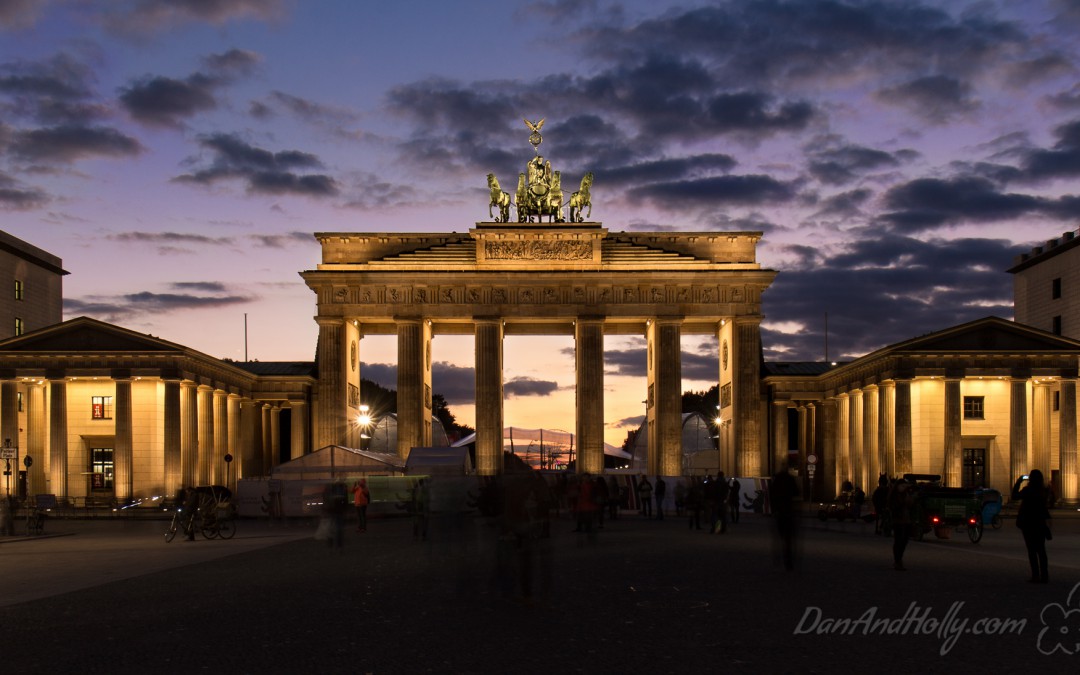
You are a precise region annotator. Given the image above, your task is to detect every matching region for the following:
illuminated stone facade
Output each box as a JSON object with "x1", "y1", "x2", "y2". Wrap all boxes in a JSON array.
[
  {"x1": 301, "y1": 222, "x2": 777, "y2": 476},
  {"x1": 764, "y1": 317, "x2": 1080, "y2": 502}
]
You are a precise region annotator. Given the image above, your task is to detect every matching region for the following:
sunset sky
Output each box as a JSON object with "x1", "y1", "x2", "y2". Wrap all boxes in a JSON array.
[{"x1": 3, "y1": 0, "x2": 1080, "y2": 446}]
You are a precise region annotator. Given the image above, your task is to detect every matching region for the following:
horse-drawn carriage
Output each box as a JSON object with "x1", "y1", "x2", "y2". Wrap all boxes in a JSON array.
[{"x1": 905, "y1": 474, "x2": 988, "y2": 544}]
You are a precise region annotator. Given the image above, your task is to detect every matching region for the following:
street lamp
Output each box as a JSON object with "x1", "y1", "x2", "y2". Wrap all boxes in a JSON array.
[{"x1": 356, "y1": 404, "x2": 373, "y2": 450}]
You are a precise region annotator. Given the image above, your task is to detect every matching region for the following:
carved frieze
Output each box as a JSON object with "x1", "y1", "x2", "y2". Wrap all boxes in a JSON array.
[
  {"x1": 484, "y1": 240, "x2": 591, "y2": 261},
  {"x1": 333, "y1": 283, "x2": 756, "y2": 306}
]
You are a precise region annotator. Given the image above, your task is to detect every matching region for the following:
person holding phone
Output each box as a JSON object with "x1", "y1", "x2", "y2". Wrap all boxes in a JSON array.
[{"x1": 1012, "y1": 470, "x2": 1051, "y2": 584}]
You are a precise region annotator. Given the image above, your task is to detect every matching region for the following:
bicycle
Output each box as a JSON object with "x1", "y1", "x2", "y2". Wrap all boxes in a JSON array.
[
  {"x1": 25, "y1": 505, "x2": 45, "y2": 536},
  {"x1": 200, "y1": 501, "x2": 236, "y2": 540},
  {"x1": 165, "y1": 506, "x2": 195, "y2": 543}
]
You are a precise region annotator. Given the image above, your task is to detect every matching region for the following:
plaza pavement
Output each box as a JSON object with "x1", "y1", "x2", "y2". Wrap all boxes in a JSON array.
[{"x1": 1, "y1": 505, "x2": 1078, "y2": 674}]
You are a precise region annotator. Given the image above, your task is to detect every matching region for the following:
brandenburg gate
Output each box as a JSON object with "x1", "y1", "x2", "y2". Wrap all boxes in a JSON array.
[{"x1": 301, "y1": 122, "x2": 777, "y2": 476}]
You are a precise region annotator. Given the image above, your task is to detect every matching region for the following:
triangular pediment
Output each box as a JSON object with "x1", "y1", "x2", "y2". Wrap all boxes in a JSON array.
[
  {"x1": 0, "y1": 317, "x2": 185, "y2": 353},
  {"x1": 889, "y1": 316, "x2": 1080, "y2": 354}
]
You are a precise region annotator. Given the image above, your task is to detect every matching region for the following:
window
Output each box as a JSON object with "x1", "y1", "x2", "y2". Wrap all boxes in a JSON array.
[
  {"x1": 91, "y1": 396, "x2": 113, "y2": 420},
  {"x1": 1053, "y1": 315, "x2": 1062, "y2": 335},
  {"x1": 17, "y1": 392, "x2": 23, "y2": 413},
  {"x1": 90, "y1": 448, "x2": 114, "y2": 491},
  {"x1": 1054, "y1": 391, "x2": 1061, "y2": 412},
  {"x1": 14, "y1": 318, "x2": 23, "y2": 336},
  {"x1": 962, "y1": 448, "x2": 986, "y2": 488},
  {"x1": 14, "y1": 279, "x2": 23, "y2": 300},
  {"x1": 1052, "y1": 277, "x2": 1062, "y2": 299},
  {"x1": 963, "y1": 396, "x2": 985, "y2": 420}
]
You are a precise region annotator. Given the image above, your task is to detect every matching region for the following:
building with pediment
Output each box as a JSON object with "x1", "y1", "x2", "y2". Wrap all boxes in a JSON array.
[{"x1": 764, "y1": 317, "x2": 1080, "y2": 502}]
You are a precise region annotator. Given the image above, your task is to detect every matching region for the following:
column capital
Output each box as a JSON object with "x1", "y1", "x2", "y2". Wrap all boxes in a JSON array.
[{"x1": 315, "y1": 316, "x2": 345, "y2": 327}]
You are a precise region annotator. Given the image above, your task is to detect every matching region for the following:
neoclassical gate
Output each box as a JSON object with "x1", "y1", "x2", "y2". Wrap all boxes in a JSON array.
[
  {"x1": 302, "y1": 221, "x2": 775, "y2": 476},
  {"x1": 301, "y1": 132, "x2": 776, "y2": 476}
]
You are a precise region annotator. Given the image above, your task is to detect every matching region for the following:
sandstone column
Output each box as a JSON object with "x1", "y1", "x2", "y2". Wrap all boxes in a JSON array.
[
  {"x1": 289, "y1": 398, "x2": 308, "y2": 460},
  {"x1": 836, "y1": 393, "x2": 849, "y2": 490},
  {"x1": 821, "y1": 398, "x2": 838, "y2": 500},
  {"x1": 48, "y1": 373, "x2": 68, "y2": 498},
  {"x1": 27, "y1": 383, "x2": 46, "y2": 495},
  {"x1": 575, "y1": 318, "x2": 605, "y2": 475},
  {"x1": 863, "y1": 385, "x2": 878, "y2": 486},
  {"x1": 732, "y1": 317, "x2": 763, "y2": 477},
  {"x1": 112, "y1": 374, "x2": 133, "y2": 502},
  {"x1": 1060, "y1": 378, "x2": 1077, "y2": 501},
  {"x1": 163, "y1": 376, "x2": 182, "y2": 497},
  {"x1": 894, "y1": 378, "x2": 913, "y2": 475},
  {"x1": 315, "y1": 317, "x2": 347, "y2": 449},
  {"x1": 1010, "y1": 375, "x2": 1029, "y2": 481},
  {"x1": 849, "y1": 391, "x2": 862, "y2": 490},
  {"x1": 397, "y1": 318, "x2": 432, "y2": 458},
  {"x1": 180, "y1": 381, "x2": 198, "y2": 489},
  {"x1": 240, "y1": 398, "x2": 258, "y2": 479},
  {"x1": 197, "y1": 385, "x2": 213, "y2": 486},
  {"x1": 943, "y1": 375, "x2": 962, "y2": 487},
  {"x1": 878, "y1": 381, "x2": 895, "y2": 478},
  {"x1": 475, "y1": 318, "x2": 504, "y2": 476},
  {"x1": 270, "y1": 405, "x2": 282, "y2": 469},
  {"x1": 1032, "y1": 381, "x2": 1052, "y2": 477},
  {"x1": 213, "y1": 389, "x2": 228, "y2": 485},
  {"x1": 647, "y1": 318, "x2": 682, "y2": 477},
  {"x1": 771, "y1": 400, "x2": 789, "y2": 474}
]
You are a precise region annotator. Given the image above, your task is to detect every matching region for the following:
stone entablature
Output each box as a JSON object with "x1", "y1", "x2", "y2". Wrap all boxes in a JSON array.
[{"x1": 313, "y1": 227, "x2": 764, "y2": 269}]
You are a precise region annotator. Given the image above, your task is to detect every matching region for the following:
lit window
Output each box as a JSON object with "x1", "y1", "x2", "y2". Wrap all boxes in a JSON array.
[
  {"x1": 14, "y1": 279, "x2": 23, "y2": 300},
  {"x1": 17, "y1": 392, "x2": 23, "y2": 413},
  {"x1": 14, "y1": 318, "x2": 24, "y2": 336},
  {"x1": 92, "y1": 396, "x2": 113, "y2": 420},
  {"x1": 963, "y1": 396, "x2": 984, "y2": 420}
]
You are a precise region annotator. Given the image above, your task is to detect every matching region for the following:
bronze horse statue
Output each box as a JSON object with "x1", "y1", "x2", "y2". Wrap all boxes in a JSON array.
[
  {"x1": 487, "y1": 173, "x2": 512, "y2": 222},
  {"x1": 569, "y1": 172, "x2": 593, "y2": 222}
]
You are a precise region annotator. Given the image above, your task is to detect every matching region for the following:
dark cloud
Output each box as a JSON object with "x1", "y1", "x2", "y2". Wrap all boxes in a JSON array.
[
  {"x1": 248, "y1": 232, "x2": 318, "y2": 248},
  {"x1": 108, "y1": 231, "x2": 234, "y2": 248},
  {"x1": 171, "y1": 281, "x2": 228, "y2": 293},
  {"x1": 1004, "y1": 54, "x2": 1074, "y2": 88},
  {"x1": 762, "y1": 235, "x2": 1021, "y2": 361},
  {"x1": 99, "y1": 0, "x2": 286, "y2": 35},
  {"x1": 201, "y1": 48, "x2": 261, "y2": 77},
  {"x1": 9, "y1": 124, "x2": 142, "y2": 162},
  {"x1": 64, "y1": 289, "x2": 254, "y2": 323},
  {"x1": 0, "y1": 0, "x2": 46, "y2": 29},
  {"x1": 118, "y1": 49, "x2": 259, "y2": 128},
  {"x1": 613, "y1": 415, "x2": 645, "y2": 430},
  {"x1": 1020, "y1": 119, "x2": 1080, "y2": 180},
  {"x1": 705, "y1": 91, "x2": 815, "y2": 134},
  {"x1": 342, "y1": 172, "x2": 419, "y2": 210},
  {"x1": 355, "y1": 361, "x2": 476, "y2": 406},
  {"x1": 505, "y1": 376, "x2": 559, "y2": 398},
  {"x1": 633, "y1": 174, "x2": 795, "y2": 209},
  {"x1": 874, "y1": 75, "x2": 978, "y2": 123},
  {"x1": 876, "y1": 175, "x2": 1076, "y2": 231},
  {"x1": 0, "y1": 52, "x2": 104, "y2": 124},
  {"x1": 812, "y1": 188, "x2": 873, "y2": 217},
  {"x1": 582, "y1": 1, "x2": 1025, "y2": 89},
  {"x1": 1045, "y1": 84, "x2": 1080, "y2": 111},
  {"x1": 605, "y1": 345, "x2": 645, "y2": 378},
  {"x1": 598, "y1": 154, "x2": 736, "y2": 188},
  {"x1": 806, "y1": 142, "x2": 910, "y2": 185},
  {"x1": 119, "y1": 74, "x2": 218, "y2": 127},
  {"x1": 432, "y1": 361, "x2": 475, "y2": 405},
  {"x1": 0, "y1": 169, "x2": 47, "y2": 208},
  {"x1": 173, "y1": 133, "x2": 338, "y2": 198}
]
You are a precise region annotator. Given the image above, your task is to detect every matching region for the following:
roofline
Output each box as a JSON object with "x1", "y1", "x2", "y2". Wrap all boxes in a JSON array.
[
  {"x1": 0, "y1": 230, "x2": 69, "y2": 276},
  {"x1": 1007, "y1": 229, "x2": 1080, "y2": 274}
]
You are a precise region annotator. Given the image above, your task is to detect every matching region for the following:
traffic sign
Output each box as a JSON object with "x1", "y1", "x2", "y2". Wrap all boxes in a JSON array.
[{"x1": 0, "y1": 447, "x2": 16, "y2": 460}]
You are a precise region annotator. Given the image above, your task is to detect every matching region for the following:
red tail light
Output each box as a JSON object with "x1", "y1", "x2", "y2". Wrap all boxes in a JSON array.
[{"x1": 931, "y1": 516, "x2": 940, "y2": 524}]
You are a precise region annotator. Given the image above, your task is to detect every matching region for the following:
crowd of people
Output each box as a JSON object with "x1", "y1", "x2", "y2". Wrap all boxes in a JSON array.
[{"x1": 297, "y1": 463, "x2": 1056, "y2": 598}]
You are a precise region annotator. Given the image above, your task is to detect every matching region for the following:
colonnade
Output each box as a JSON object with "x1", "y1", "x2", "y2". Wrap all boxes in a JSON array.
[
  {"x1": 776, "y1": 374, "x2": 1079, "y2": 501},
  {"x1": 0, "y1": 372, "x2": 308, "y2": 502},
  {"x1": 314, "y1": 314, "x2": 766, "y2": 477}
]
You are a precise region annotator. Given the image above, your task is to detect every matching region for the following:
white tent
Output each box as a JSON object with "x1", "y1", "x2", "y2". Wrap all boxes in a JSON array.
[
  {"x1": 405, "y1": 446, "x2": 473, "y2": 475},
  {"x1": 363, "y1": 413, "x2": 450, "y2": 453},
  {"x1": 627, "y1": 413, "x2": 719, "y2": 474},
  {"x1": 269, "y1": 444, "x2": 405, "y2": 480}
]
